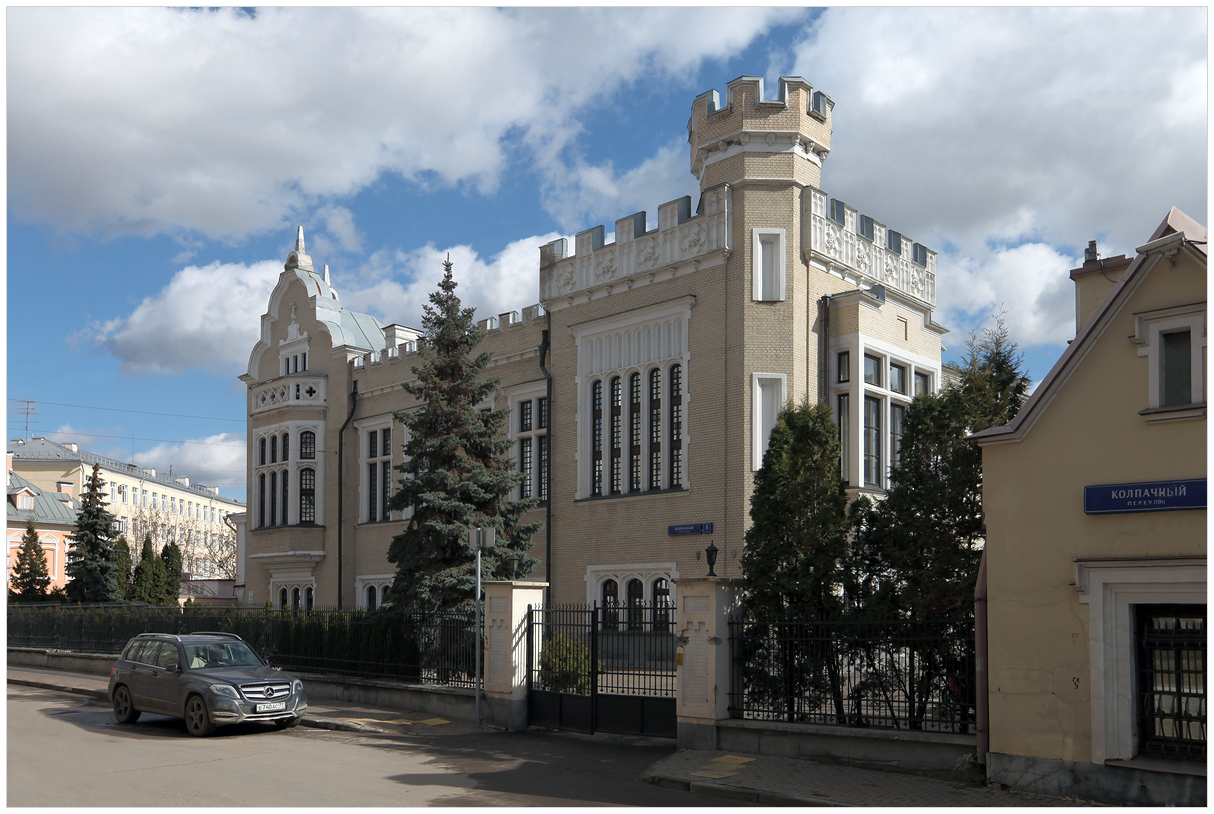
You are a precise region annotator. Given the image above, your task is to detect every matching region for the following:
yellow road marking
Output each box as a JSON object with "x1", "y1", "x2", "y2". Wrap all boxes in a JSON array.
[{"x1": 711, "y1": 755, "x2": 756, "y2": 765}]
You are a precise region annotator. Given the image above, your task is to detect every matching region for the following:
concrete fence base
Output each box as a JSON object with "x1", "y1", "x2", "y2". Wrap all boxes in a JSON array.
[{"x1": 9, "y1": 647, "x2": 115, "y2": 676}]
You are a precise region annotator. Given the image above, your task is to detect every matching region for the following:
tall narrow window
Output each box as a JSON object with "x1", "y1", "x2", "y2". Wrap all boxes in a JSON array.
[
  {"x1": 280, "y1": 588, "x2": 288, "y2": 609},
  {"x1": 838, "y1": 351, "x2": 850, "y2": 383},
  {"x1": 299, "y1": 468, "x2": 316, "y2": 523},
  {"x1": 1136, "y1": 604, "x2": 1206, "y2": 761},
  {"x1": 281, "y1": 470, "x2": 289, "y2": 525},
  {"x1": 519, "y1": 437, "x2": 533, "y2": 499},
  {"x1": 591, "y1": 381, "x2": 604, "y2": 496},
  {"x1": 890, "y1": 403, "x2": 906, "y2": 473},
  {"x1": 602, "y1": 579, "x2": 619, "y2": 630},
  {"x1": 270, "y1": 435, "x2": 278, "y2": 464},
  {"x1": 864, "y1": 355, "x2": 882, "y2": 386},
  {"x1": 609, "y1": 377, "x2": 622, "y2": 494},
  {"x1": 1162, "y1": 330, "x2": 1193, "y2": 407},
  {"x1": 300, "y1": 431, "x2": 316, "y2": 459},
  {"x1": 629, "y1": 373, "x2": 642, "y2": 492},
  {"x1": 520, "y1": 400, "x2": 533, "y2": 433},
  {"x1": 292, "y1": 587, "x2": 301, "y2": 611},
  {"x1": 538, "y1": 435, "x2": 549, "y2": 501},
  {"x1": 382, "y1": 460, "x2": 391, "y2": 518},
  {"x1": 365, "y1": 428, "x2": 391, "y2": 522},
  {"x1": 914, "y1": 372, "x2": 930, "y2": 397},
  {"x1": 864, "y1": 396, "x2": 882, "y2": 488},
  {"x1": 367, "y1": 459, "x2": 378, "y2": 522},
  {"x1": 269, "y1": 471, "x2": 278, "y2": 526},
  {"x1": 752, "y1": 229, "x2": 785, "y2": 301},
  {"x1": 760, "y1": 237, "x2": 777, "y2": 300},
  {"x1": 653, "y1": 578, "x2": 671, "y2": 632},
  {"x1": 838, "y1": 394, "x2": 850, "y2": 485},
  {"x1": 627, "y1": 578, "x2": 645, "y2": 631},
  {"x1": 282, "y1": 433, "x2": 289, "y2": 462},
  {"x1": 890, "y1": 364, "x2": 906, "y2": 395},
  {"x1": 305, "y1": 586, "x2": 313, "y2": 611},
  {"x1": 753, "y1": 375, "x2": 784, "y2": 470},
  {"x1": 366, "y1": 585, "x2": 377, "y2": 612},
  {"x1": 669, "y1": 365, "x2": 683, "y2": 488},
  {"x1": 538, "y1": 397, "x2": 548, "y2": 429},
  {"x1": 259, "y1": 438, "x2": 267, "y2": 466},
  {"x1": 648, "y1": 369, "x2": 662, "y2": 490}
]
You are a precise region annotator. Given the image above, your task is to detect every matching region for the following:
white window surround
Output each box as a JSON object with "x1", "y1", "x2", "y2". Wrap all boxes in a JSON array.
[
  {"x1": 506, "y1": 382, "x2": 548, "y2": 502},
  {"x1": 752, "y1": 228, "x2": 787, "y2": 302},
  {"x1": 751, "y1": 373, "x2": 787, "y2": 471},
  {"x1": 1133, "y1": 303, "x2": 1206, "y2": 413},
  {"x1": 354, "y1": 415, "x2": 395, "y2": 524},
  {"x1": 356, "y1": 574, "x2": 394, "y2": 609},
  {"x1": 571, "y1": 297, "x2": 694, "y2": 498},
  {"x1": 253, "y1": 420, "x2": 326, "y2": 527},
  {"x1": 1074, "y1": 557, "x2": 1207, "y2": 764},
  {"x1": 585, "y1": 562, "x2": 678, "y2": 606}
]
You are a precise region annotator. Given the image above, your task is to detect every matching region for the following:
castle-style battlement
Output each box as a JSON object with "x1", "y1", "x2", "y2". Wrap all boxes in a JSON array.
[
  {"x1": 538, "y1": 185, "x2": 732, "y2": 310},
  {"x1": 805, "y1": 187, "x2": 936, "y2": 306},
  {"x1": 689, "y1": 76, "x2": 833, "y2": 184}
]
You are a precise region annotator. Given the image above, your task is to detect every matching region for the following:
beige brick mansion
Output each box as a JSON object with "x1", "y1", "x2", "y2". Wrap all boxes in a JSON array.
[{"x1": 237, "y1": 76, "x2": 949, "y2": 610}]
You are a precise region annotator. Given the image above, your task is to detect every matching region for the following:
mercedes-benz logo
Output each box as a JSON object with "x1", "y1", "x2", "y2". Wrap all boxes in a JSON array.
[{"x1": 262, "y1": 687, "x2": 277, "y2": 699}]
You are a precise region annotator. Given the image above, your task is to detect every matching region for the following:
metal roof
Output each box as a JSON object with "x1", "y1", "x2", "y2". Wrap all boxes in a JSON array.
[{"x1": 7, "y1": 469, "x2": 80, "y2": 527}]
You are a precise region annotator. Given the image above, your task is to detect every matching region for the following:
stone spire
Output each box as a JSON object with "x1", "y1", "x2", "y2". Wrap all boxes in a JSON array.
[{"x1": 284, "y1": 226, "x2": 315, "y2": 273}]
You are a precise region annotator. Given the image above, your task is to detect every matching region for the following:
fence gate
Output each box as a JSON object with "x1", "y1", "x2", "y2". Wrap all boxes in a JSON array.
[{"x1": 526, "y1": 603, "x2": 677, "y2": 738}]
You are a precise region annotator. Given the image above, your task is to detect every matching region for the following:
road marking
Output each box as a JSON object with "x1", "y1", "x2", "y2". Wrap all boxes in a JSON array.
[
  {"x1": 712, "y1": 755, "x2": 755, "y2": 765},
  {"x1": 418, "y1": 717, "x2": 449, "y2": 726},
  {"x1": 690, "y1": 768, "x2": 739, "y2": 778}
]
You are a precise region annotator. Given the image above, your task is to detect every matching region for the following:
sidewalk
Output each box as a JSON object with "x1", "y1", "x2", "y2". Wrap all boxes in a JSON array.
[{"x1": 9, "y1": 665, "x2": 1096, "y2": 807}]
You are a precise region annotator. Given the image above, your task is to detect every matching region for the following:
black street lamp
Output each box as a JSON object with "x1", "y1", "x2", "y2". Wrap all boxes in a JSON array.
[
  {"x1": 705, "y1": 542, "x2": 718, "y2": 577},
  {"x1": 505, "y1": 552, "x2": 522, "y2": 580}
]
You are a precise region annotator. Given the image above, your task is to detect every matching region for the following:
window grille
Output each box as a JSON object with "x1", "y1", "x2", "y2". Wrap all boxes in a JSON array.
[
  {"x1": 299, "y1": 468, "x2": 315, "y2": 523},
  {"x1": 1137, "y1": 604, "x2": 1206, "y2": 761},
  {"x1": 629, "y1": 373, "x2": 642, "y2": 492},
  {"x1": 649, "y1": 369, "x2": 662, "y2": 489},
  {"x1": 300, "y1": 431, "x2": 316, "y2": 459},
  {"x1": 669, "y1": 365, "x2": 683, "y2": 488},
  {"x1": 591, "y1": 381, "x2": 603, "y2": 496},
  {"x1": 610, "y1": 377, "x2": 622, "y2": 494}
]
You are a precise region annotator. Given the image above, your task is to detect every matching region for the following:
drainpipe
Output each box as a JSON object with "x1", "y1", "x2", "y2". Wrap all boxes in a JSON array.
[
  {"x1": 975, "y1": 546, "x2": 989, "y2": 766},
  {"x1": 337, "y1": 378, "x2": 359, "y2": 609},
  {"x1": 819, "y1": 295, "x2": 831, "y2": 403},
  {"x1": 537, "y1": 329, "x2": 552, "y2": 603}
]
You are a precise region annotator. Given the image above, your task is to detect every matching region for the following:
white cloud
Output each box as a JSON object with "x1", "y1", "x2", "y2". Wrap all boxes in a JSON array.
[
  {"x1": 784, "y1": 7, "x2": 1206, "y2": 349},
  {"x1": 132, "y1": 433, "x2": 248, "y2": 496},
  {"x1": 9, "y1": 7, "x2": 800, "y2": 241},
  {"x1": 72, "y1": 260, "x2": 282, "y2": 375}
]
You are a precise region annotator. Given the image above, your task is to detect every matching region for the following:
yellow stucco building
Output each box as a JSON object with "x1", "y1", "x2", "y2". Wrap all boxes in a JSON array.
[{"x1": 974, "y1": 208, "x2": 1206, "y2": 805}]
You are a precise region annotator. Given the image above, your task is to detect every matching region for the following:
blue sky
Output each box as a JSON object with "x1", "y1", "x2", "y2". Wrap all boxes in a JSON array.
[{"x1": 7, "y1": 7, "x2": 1207, "y2": 499}]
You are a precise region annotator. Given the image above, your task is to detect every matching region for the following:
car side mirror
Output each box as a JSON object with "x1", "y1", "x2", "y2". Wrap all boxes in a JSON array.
[{"x1": 167, "y1": 664, "x2": 181, "y2": 674}]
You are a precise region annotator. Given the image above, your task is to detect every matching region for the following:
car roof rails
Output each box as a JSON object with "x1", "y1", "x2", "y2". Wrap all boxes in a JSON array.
[
  {"x1": 135, "y1": 632, "x2": 180, "y2": 640},
  {"x1": 188, "y1": 631, "x2": 244, "y2": 641}
]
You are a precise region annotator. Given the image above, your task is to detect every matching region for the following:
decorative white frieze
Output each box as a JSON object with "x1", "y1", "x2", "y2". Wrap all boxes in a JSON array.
[
  {"x1": 805, "y1": 188, "x2": 936, "y2": 307},
  {"x1": 540, "y1": 186, "x2": 731, "y2": 309},
  {"x1": 251, "y1": 376, "x2": 327, "y2": 415}
]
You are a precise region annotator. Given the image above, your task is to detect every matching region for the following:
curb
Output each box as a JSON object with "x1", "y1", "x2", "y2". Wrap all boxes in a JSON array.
[
  {"x1": 8, "y1": 677, "x2": 108, "y2": 702},
  {"x1": 646, "y1": 773, "x2": 852, "y2": 807},
  {"x1": 300, "y1": 716, "x2": 385, "y2": 733}
]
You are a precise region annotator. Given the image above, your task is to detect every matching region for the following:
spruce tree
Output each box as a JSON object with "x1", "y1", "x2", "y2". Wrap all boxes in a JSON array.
[
  {"x1": 111, "y1": 535, "x2": 133, "y2": 600},
  {"x1": 12, "y1": 519, "x2": 51, "y2": 600},
  {"x1": 160, "y1": 540, "x2": 184, "y2": 605},
  {"x1": 65, "y1": 464, "x2": 120, "y2": 603},
  {"x1": 130, "y1": 534, "x2": 167, "y2": 604},
  {"x1": 386, "y1": 258, "x2": 542, "y2": 611}
]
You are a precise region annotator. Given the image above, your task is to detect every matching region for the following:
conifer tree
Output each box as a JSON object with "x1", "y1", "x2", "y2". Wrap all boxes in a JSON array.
[
  {"x1": 111, "y1": 535, "x2": 133, "y2": 600},
  {"x1": 65, "y1": 464, "x2": 120, "y2": 603},
  {"x1": 130, "y1": 534, "x2": 167, "y2": 604},
  {"x1": 12, "y1": 519, "x2": 51, "y2": 600},
  {"x1": 160, "y1": 540, "x2": 184, "y2": 605},
  {"x1": 386, "y1": 258, "x2": 542, "y2": 611}
]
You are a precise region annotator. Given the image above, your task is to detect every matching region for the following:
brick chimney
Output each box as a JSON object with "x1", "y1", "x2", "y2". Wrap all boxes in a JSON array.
[{"x1": 56, "y1": 481, "x2": 74, "y2": 497}]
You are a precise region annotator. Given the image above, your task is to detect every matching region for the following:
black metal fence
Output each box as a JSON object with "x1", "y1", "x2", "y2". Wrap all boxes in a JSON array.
[
  {"x1": 729, "y1": 614, "x2": 975, "y2": 733},
  {"x1": 7, "y1": 604, "x2": 478, "y2": 688}
]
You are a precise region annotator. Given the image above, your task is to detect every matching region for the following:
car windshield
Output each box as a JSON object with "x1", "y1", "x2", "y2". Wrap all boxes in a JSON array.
[{"x1": 185, "y1": 641, "x2": 262, "y2": 669}]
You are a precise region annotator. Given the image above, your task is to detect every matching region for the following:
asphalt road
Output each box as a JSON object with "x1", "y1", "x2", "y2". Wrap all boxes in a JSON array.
[{"x1": 8, "y1": 685, "x2": 748, "y2": 807}]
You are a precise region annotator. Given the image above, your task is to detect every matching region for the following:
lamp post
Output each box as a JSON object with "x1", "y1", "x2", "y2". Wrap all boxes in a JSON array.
[
  {"x1": 505, "y1": 552, "x2": 522, "y2": 580},
  {"x1": 705, "y1": 542, "x2": 718, "y2": 577},
  {"x1": 470, "y1": 526, "x2": 495, "y2": 728}
]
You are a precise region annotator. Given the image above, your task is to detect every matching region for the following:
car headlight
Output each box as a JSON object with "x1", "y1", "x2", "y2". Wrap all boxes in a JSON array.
[
  {"x1": 292, "y1": 680, "x2": 303, "y2": 695},
  {"x1": 209, "y1": 684, "x2": 240, "y2": 699}
]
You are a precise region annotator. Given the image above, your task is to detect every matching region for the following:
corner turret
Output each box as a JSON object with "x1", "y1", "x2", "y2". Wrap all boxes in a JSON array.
[
  {"x1": 284, "y1": 226, "x2": 315, "y2": 273},
  {"x1": 688, "y1": 75, "x2": 833, "y2": 190}
]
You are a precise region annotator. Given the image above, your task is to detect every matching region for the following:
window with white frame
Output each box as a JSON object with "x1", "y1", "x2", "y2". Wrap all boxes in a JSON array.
[
  {"x1": 587, "y1": 563, "x2": 678, "y2": 625},
  {"x1": 1134, "y1": 304, "x2": 1206, "y2": 415},
  {"x1": 751, "y1": 373, "x2": 786, "y2": 470},
  {"x1": 511, "y1": 389, "x2": 548, "y2": 502},
  {"x1": 357, "y1": 575, "x2": 393, "y2": 610},
  {"x1": 752, "y1": 228, "x2": 786, "y2": 302},
  {"x1": 572, "y1": 297, "x2": 693, "y2": 498},
  {"x1": 359, "y1": 423, "x2": 393, "y2": 523}
]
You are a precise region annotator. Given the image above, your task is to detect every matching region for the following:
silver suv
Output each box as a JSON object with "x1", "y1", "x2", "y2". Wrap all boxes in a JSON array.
[{"x1": 108, "y1": 632, "x2": 307, "y2": 736}]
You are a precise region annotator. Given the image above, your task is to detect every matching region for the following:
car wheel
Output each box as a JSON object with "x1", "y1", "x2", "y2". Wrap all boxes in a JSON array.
[
  {"x1": 112, "y1": 685, "x2": 141, "y2": 724},
  {"x1": 184, "y1": 695, "x2": 215, "y2": 737},
  {"x1": 274, "y1": 717, "x2": 300, "y2": 729}
]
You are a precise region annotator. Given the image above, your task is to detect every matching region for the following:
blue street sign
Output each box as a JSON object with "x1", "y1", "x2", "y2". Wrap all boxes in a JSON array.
[
  {"x1": 668, "y1": 522, "x2": 714, "y2": 536},
  {"x1": 1083, "y1": 479, "x2": 1206, "y2": 515}
]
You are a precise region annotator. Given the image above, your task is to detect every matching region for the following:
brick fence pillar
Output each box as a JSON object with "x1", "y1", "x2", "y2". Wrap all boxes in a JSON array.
[
  {"x1": 482, "y1": 580, "x2": 547, "y2": 731},
  {"x1": 672, "y1": 576, "x2": 744, "y2": 749}
]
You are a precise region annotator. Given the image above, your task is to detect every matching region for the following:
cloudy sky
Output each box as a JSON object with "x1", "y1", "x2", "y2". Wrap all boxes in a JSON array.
[{"x1": 8, "y1": 7, "x2": 1207, "y2": 499}]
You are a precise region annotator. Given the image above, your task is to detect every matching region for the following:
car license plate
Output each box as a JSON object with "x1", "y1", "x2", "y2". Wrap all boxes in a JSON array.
[{"x1": 256, "y1": 702, "x2": 286, "y2": 713}]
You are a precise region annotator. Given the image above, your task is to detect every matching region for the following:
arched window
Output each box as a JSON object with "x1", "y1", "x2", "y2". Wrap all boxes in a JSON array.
[
  {"x1": 269, "y1": 471, "x2": 278, "y2": 526},
  {"x1": 609, "y1": 377, "x2": 622, "y2": 494},
  {"x1": 279, "y1": 587, "x2": 288, "y2": 609},
  {"x1": 270, "y1": 435, "x2": 278, "y2": 464},
  {"x1": 299, "y1": 468, "x2": 316, "y2": 524},
  {"x1": 292, "y1": 587, "x2": 301, "y2": 611},
  {"x1": 258, "y1": 474, "x2": 266, "y2": 528},
  {"x1": 366, "y1": 585, "x2": 377, "y2": 611},
  {"x1": 629, "y1": 373, "x2": 642, "y2": 492},
  {"x1": 591, "y1": 380, "x2": 604, "y2": 495},
  {"x1": 281, "y1": 469, "x2": 289, "y2": 525},
  {"x1": 648, "y1": 369, "x2": 662, "y2": 490},
  {"x1": 653, "y1": 578, "x2": 671, "y2": 631},
  {"x1": 602, "y1": 579, "x2": 619, "y2": 630},
  {"x1": 627, "y1": 578, "x2": 645, "y2": 631},
  {"x1": 669, "y1": 365, "x2": 683, "y2": 488},
  {"x1": 300, "y1": 430, "x2": 316, "y2": 459},
  {"x1": 259, "y1": 437, "x2": 267, "y2": 466},
  {"x1": 305, "y1": 586, "x2": 314, "y2": 611},
  {"x1": 282, "y1": 433, "x2": 290, "y2": 462}
]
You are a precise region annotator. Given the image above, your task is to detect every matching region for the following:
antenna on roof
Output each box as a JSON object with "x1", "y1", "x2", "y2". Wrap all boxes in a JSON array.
[{"x1": 9, "y1": 400, "x2": 37, "y2": 442}]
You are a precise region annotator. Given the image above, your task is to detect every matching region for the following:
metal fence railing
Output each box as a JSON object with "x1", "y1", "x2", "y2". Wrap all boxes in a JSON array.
[
  {"x1": 7, "y1": 604, "x2": 479, "y2": 688},
  {"x1": 729, "y1": 614, "x2": 975, "y2": 734},
  {"x1": 527, "y1": 603, "x2": 677, "y2": 698}
]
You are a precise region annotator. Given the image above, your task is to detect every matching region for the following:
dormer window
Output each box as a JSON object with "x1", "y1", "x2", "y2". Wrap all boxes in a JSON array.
[{"x1": 17, "y1": 494, "x2": 32, "y2": 510}]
